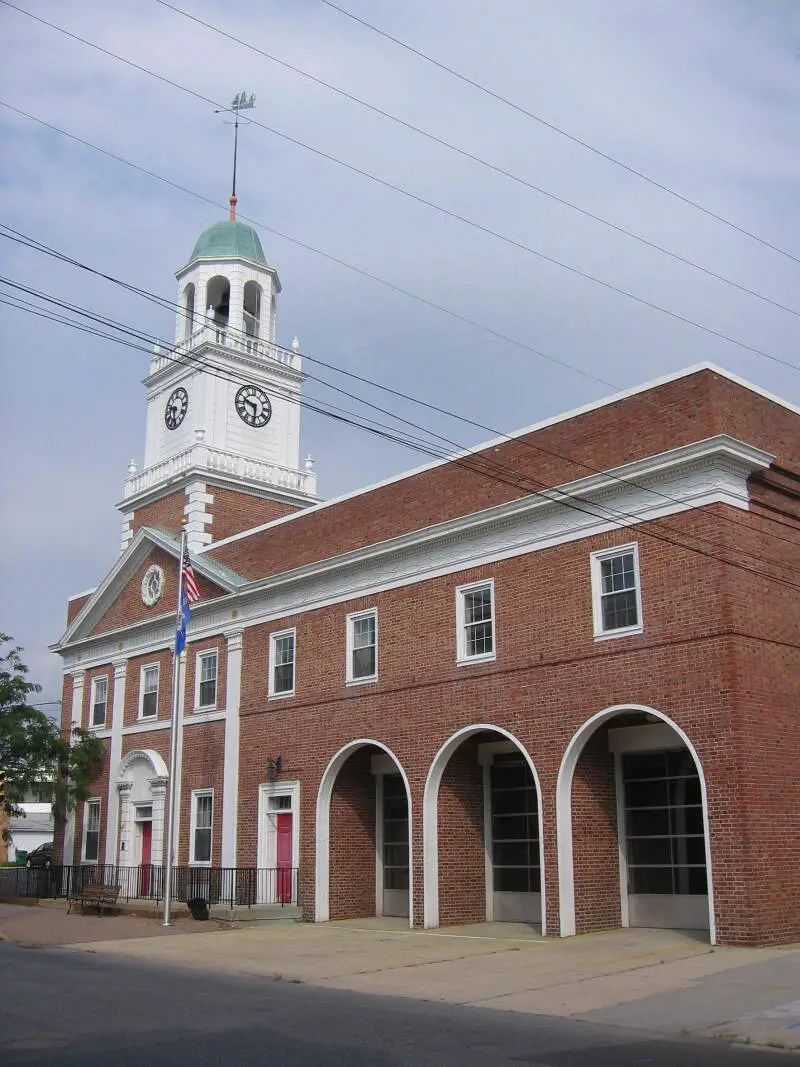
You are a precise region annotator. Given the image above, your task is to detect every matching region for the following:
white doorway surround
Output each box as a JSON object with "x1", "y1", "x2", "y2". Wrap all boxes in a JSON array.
[{"x1": 257, "y1": 780, "x2": 300, "y2": 904}]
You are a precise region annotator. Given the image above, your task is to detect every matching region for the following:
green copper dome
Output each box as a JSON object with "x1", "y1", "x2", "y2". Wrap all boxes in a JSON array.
[{"x1": 189, "y1": 219, "x2": 266, "y2": 265}]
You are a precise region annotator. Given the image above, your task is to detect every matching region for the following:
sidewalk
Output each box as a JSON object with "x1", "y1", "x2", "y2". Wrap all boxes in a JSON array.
[{"x1": 3, "y1": 902, "x2": 800, "y2": 1053}]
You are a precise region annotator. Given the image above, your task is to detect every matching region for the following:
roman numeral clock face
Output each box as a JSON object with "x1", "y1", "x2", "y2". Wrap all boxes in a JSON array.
[
  {"x1": 235, "y1": 385, "x2": 272, "y2": 428},
  {"x1": 164, "y1": 387, "x2": 188, "y2": 430}
]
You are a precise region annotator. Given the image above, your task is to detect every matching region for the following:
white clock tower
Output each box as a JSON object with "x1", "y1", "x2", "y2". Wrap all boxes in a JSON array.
[{"x1": 118, "y1": 215, "x2": 317, "y2": 552}]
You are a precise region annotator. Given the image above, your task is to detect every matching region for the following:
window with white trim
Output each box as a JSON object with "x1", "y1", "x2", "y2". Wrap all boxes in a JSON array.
[
  {"x1": 190, "y1": 790, "x2": 213, "y2": 865},
  {"x1": 346, "y1": 609, "x2": 377, "y2": 683},
  {"x1": 139, "y1": 664, "x2": 159, "y2": 719},
  {"x1": 456, "y1": 579, "x2": 495, "y2": 663},
  {"x1": 590, "y1": 544, "x2": 644, "y2": 638},
  {"x1": 82, "y1": 799, "x2": 101, "y2": 863},
  {"x1": 269, "y1": 629, "x2": 296, "y2": 698},
  {"x1": 90, "y1": 675, "x2": 108, "y2": 728},
  {"x1": 195, "y1": 650, "x2": 218, "y2": 709}
]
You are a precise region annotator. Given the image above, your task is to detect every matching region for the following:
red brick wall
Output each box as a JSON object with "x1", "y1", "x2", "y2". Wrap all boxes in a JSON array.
[
  {"x1": 571, "y1": 727, "x2": 621, "y2": 934},
  {"x1": 328, "y1": 747, "x2": 377, "y2": 920},
  {"x1": 131, "y1": 493, "x2": 186, "y2": 536},
  {"x1": 67, "y1": 593, "x2": 92, "y2": 625},
  {"x1": 123, "y1": 649, "x2": 175, "y2": 728},
  {"x1": 183, "y1": 637, "x2": 227, "y2": 714},
  {"x1": 437, "y1": 738, "x2": 486, "y2": 925},
  {"x1": 179, "y1": 720, "x2": 225, "y2": 867},
  {"x1": 208, "y1": 485, "x2": 300, "y2": 543}
]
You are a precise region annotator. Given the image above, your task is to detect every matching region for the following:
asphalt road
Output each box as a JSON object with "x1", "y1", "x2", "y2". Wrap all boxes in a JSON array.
[{"x1": 0, "y1": 942, "x2": 788, "y2": 1066}]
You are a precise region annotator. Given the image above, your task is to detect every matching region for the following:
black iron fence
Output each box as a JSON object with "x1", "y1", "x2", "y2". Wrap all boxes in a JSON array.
[{"x1": 0, "y1": 864, "x2": 299, "y2": 908}]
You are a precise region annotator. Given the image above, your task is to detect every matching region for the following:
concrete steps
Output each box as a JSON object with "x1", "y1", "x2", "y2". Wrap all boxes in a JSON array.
[{"x1": 210, "y1": 904, "x2": 303, "y2": 926}]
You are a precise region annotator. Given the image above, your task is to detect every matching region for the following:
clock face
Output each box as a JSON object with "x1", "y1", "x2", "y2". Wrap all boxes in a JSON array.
[
  {"x1": 164, "y1": 387, "x2": 188, "y2": 430},
  {"x1": 141, "y1": 565, "x2": 165, "y2": 607},
  {"x1": 235, "y1": 385, "x2": 272, "y2": 428}
]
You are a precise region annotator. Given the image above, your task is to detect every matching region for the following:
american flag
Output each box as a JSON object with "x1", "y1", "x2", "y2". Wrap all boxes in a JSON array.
[{"x1": 182, "y1": 542, "x2": 201, "y2": 603}]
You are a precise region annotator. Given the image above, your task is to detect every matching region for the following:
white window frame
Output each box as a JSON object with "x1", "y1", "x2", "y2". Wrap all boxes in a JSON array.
[
  {"x1": 90, "y1": 675, "x2": 108, "y2": 729},
  {"x1": 82, "y1": 798, "x2": 101, "y2": 863},
  {"x1": 268, "y1": 628, "x2": 296, "y2": 699},
  {"x1": 189, "y1": 789, "x2": 214, "y2": 867},
  {"x1": 138, "y1": 663, "x2": 160, "y2": 720},
  {"x1": 346, "y1": 608, "x2": 378, "y2": 685},
  {"x1": 194, "y1": 649, "x2": 218, "y2": 711},
  {"x1": 590, "y1": 542, "x2": 644, "y2": 640},
  {"x1": 456, "y1": 578, "x2": 496, "y2": 665}
]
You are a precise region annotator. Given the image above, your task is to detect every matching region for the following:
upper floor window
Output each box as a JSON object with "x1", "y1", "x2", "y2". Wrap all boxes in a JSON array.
[
  {"x1": 139, "y1": 664, "x2": 159, "y2": 719},
  {"x1": 590, "y1": 544, "x2": 644, "y2": 639},
  {"x1": 195, "y1": 650, "x2": 218, "y2": 710},
  {"x1": 243, "y1": 280, "x2": 262, "y2": 341},
  {"x1": 456, "y1": 580, "x2": 495, "y2": 664},
  {"x1": 269, "y1": 629, "x2": 296, "y2": 698},
  {"x1": 346, "y1": 609, "x2": 377, "y2": 684},
  {"x1": 90, "y1": 675, "x2": 108, "y2": 728},
  {"x1": 190, "y1": 790, "x2": 213, "y2": 866},
  {"x1": 83, "y1": 799, "x2": 101, "y2": 863}
]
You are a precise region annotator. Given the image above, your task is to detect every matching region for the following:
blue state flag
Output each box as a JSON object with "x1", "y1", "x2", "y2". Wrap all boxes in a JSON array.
[{"x1": 175, "y1": 589, "x2": 191, "y2": 654}]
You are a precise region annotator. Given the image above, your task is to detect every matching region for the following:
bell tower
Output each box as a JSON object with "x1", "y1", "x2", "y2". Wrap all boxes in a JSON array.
[{"x1": 118, "y1": 217, "x2": 317, "y2": 553}]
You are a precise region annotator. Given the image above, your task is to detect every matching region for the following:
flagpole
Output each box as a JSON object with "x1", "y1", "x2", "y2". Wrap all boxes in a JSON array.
[{"x1": 162, "y1": 524, "x2": 186, "y2": 927}]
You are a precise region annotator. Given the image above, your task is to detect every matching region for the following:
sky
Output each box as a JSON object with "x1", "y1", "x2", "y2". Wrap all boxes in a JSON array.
[{"x1": 1, "y1": 0, "x2": 799, "y2": 706}]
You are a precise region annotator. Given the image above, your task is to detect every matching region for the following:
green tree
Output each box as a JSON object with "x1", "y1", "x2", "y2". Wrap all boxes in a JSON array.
[{"x1": 0, "y1": 633, "x2": 102, "y2": 836}]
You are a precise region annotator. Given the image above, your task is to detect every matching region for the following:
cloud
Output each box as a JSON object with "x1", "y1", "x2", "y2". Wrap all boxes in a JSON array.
[{"x1": 1, "y1": 0, "x2": 799, "y2": 699}]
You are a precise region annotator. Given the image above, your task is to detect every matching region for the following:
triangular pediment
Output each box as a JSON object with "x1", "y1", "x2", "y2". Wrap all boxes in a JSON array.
[{"x1": 55, "y1": 527, "x2": 244, "y2": 648}]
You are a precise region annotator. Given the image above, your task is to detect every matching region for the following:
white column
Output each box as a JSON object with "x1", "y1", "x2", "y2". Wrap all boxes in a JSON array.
[
  {"x1": 117, "y1": 781, "x2": 132, "y2": 864},
  {"x1": 149, "y1": 776, "x2": 168, "y2": 866},
  {"x1": 221, "y1": 630, "x2": 243, "y2": 869},
  {"x1": 62, "y1": 670, "x2": 85, "y2": 865},
  {"x1": 104, "y1": 660, "x2": 127, "y2": 865}
]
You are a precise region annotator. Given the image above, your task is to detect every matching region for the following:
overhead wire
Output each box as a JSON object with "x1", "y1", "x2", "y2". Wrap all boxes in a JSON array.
[
  {"x1": 4, "y1": 219, "x2": 799, "y2": 562},
  {"x1": 153, "y1": 0, "x2": 800, "y2": 323},
  {"x1": 318, "y1": 0, "x2": 800, "y2": 268},
  {"x1": 3, "y1": 247, "x2": 799, "y2": 591},
  {"x1": 1, "y1": 2, "x2": 798, "y2": 374}
]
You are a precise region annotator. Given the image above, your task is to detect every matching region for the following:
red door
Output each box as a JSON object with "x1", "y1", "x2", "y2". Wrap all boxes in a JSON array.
[
  {"x1": 140, "y1": 821, "x2": 152, "y2": 896},
  {"x1": 276, "y1": 813, "x2": 292, "y2": 903}
]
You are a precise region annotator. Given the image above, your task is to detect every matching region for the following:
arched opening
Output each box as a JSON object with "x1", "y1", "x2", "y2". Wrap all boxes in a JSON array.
[
  {"x1": 315, "y1": 739, "x2": 412, "y2": 925},
  {"x1": 423, "y1": 725, "x2": 545, "y2": 932},
  {"x1": 183, "y1": 282, "x2": 195, "y2": 340},
  {"x1": 243, "y1": 280, "x2": 262, "y2": 345},
  {"x1": 557, "y1": 705, "x2": 715, "y2": 942},
  {"x1": 116, "y1": 749, "x2": 169, "y2": 899},
  {"x1": 206, "y1": 275, "x2": 230, "y2": 338}
]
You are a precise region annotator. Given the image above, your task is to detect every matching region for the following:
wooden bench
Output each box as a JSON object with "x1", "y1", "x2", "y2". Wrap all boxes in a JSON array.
[{"x1": 67, "y1": 883, "x2": 121, "y2": 916}]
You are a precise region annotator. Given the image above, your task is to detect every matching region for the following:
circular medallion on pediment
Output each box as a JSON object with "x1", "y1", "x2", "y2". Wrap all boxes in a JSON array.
[{"x1": 141, "y1": 564, "x2": 165, "y2": 607}]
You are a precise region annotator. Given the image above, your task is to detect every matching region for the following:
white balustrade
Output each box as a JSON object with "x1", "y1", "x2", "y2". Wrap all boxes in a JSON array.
[
  {"x1": 124, "y1": 444, "x2": 316, "y2": 499},
  {"x1": 151, "y1": 326, "x2": 301, "y2": 373}
]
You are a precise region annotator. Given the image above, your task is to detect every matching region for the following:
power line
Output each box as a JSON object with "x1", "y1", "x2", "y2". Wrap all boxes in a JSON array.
[
  {"x1": 2, "y1": 4, "x2": 798, "y2": 374},
  {"x1": 154, "y1": 0, "x2": 800, "y2": 323},
  {"x1": 318, "y1": 0, "x2": 800, "y2": 268},
  {"x1": 3, "y1": 262, "x2": 799, "y2": 592},
  {"x1": 4, "y1": 220, "x2": 798, "y2": 566}
]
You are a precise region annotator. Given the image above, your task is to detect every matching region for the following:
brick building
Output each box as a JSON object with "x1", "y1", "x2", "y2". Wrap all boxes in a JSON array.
[{"x1": 52, "y1": 215, "x2": 800, "y2": 946}]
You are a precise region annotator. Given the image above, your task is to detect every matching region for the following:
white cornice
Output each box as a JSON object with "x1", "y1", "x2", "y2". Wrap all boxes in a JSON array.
[
  {"x1": 142, "y1": 342, "x2": 304, "y2": 391},
  {"x1": 116, "y1": 467, "x2": 317, "y2": 515},
  {"x1": 52, "y1": 435, "x2": 771, "y2": 671},
  {"x1": 207, "y1": 362, "x2": 794, "y2": 553}
]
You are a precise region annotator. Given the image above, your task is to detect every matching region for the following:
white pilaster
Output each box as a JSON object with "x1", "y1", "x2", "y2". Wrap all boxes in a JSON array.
[
  {"x1": 116, "y1": 781, "x2": 132, "y2": 864},
  {"x1": 104, "y1": 660, "x2": 127, "y2": 865},
  {"x1": 183, "y1": 476, "x2": 214, "y2": 552},
  {"x1": 62, "y1": 670, "x2": 85, "y2": 865},
  {"x1": 149, "y1": 776, "x2": 168, "y2": 866},
  {"x1": 221, "y1": 630, "x2": 243, "y2": 868}
]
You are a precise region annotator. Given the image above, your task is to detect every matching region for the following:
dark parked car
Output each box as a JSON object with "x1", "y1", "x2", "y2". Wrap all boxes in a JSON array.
[{"x1": 25, "y1": 842, "x2": 54, "y2": 869}]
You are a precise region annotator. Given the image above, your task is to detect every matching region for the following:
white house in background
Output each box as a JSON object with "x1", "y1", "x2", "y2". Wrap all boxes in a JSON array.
[{"x1": 8, "y1": 783, "x2": 54, "y2": 862}]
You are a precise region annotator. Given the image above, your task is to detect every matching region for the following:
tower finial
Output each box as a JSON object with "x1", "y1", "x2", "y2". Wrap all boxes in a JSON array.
[{"x1": 216, "y1": 91, "x2": 256, "y2": 223}]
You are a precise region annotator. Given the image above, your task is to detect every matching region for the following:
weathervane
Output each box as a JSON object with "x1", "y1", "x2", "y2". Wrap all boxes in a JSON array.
[{"x1": 216, "y1": 91, "x2": 256, "y2": 221}]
